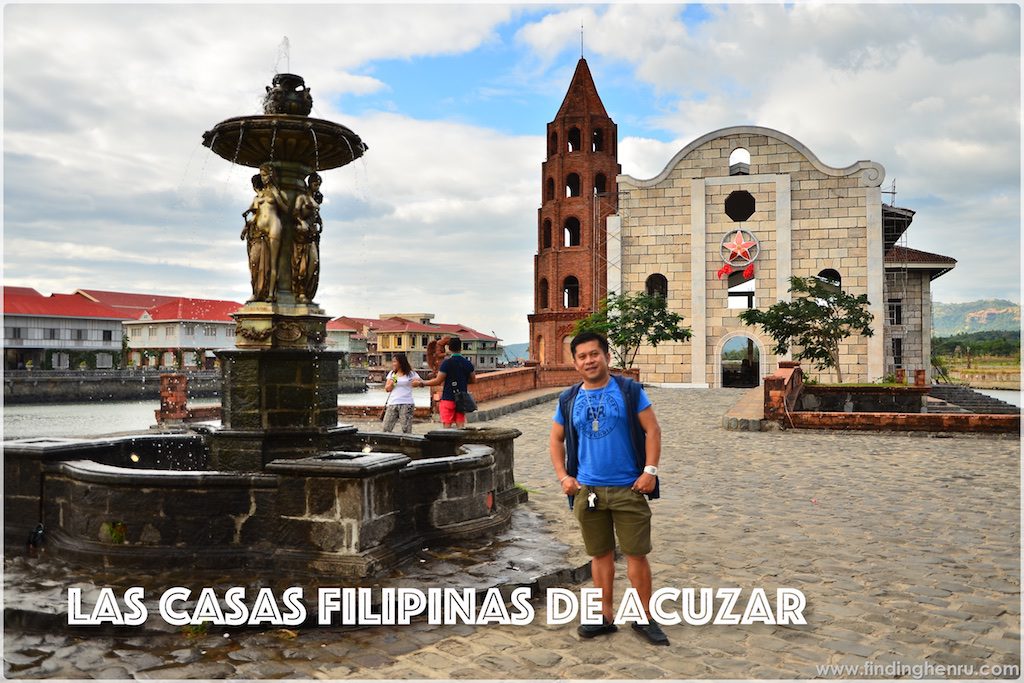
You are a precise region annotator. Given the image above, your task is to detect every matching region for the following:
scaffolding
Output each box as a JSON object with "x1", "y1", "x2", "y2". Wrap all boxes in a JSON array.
[
  {"x1": 883, "y1": 179, "x2": 910, "y2": 377},
  {"x1": 591, "y1": 188, "x2": 623, "y2": 307}
]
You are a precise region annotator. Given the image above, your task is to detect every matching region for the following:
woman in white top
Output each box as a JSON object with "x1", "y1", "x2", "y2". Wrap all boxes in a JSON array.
[{"x1": 382, "y1": 353, "x2": 421, "y2": 433}]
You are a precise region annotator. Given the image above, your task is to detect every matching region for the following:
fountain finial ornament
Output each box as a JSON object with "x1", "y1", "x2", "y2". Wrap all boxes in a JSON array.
[{"x1": 263, "y1": 73, "x2": 313, "y2": 116}]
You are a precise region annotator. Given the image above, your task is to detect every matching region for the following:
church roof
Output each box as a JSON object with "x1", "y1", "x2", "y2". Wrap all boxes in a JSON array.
[{"x1": 554, "y1": 58, "x2": 610, "y2": 120}]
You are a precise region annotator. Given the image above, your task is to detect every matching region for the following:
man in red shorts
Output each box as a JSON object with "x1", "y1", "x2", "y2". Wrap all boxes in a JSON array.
[{"x1": 414, "y1": 337, "x2": 476, "y2": 428}]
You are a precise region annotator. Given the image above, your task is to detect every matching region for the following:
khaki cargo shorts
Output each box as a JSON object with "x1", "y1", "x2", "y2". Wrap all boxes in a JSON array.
[{"x1": 573, "y1": 484, "x2": 652, "y2": 557}]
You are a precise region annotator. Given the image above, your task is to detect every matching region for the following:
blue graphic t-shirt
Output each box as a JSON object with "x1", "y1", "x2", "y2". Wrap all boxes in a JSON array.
[{"x1": 553, "y1": 380, "x2": 652, "y2": 486}]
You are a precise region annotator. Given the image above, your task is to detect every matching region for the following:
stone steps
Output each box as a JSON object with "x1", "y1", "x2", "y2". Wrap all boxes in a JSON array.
[{"x1": 928, "y1": 385, "x2": 1020, "y2": 415}]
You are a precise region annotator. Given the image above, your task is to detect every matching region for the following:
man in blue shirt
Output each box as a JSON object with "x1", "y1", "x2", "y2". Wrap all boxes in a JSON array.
[
  {"x1": 414, "y1": 337, "x2": 476, "y2": 428},
  {"x1": 549, "y1": 331, "x2": 668, "y2": 645}
]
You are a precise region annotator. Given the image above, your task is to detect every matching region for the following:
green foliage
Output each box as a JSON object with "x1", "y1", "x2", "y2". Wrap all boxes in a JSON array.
[
  {"x1": 738, "y1": 275, "x2": 873, "y2": 383},
  {"x1": 181, "y1": 622, "x2": 210, "y2": 639},
  {"x1": 99, "y1": 520, "x2": 127, "y2": 544},
  {"x1": 931, "y1": 330, "x2": 1020, "y2": 358},
  {"x1": 573, "y1": 292, "x2": 692, "y2": 368},
  {"x1": 722, "y1": 348, "x2": 760, "y2": 361}
]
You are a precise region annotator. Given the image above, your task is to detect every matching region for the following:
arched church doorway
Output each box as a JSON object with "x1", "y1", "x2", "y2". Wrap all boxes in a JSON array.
[{"x1": 721, "y1": 335, "x2": 760, "y2": 388}]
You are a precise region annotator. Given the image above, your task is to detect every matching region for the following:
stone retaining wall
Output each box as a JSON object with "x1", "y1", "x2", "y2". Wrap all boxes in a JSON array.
[
  {"x1": 790, "y1": 411, "x2": 1020, "y2": 433},
  {"x1": 763, "y1": 362, "x2": 1019, "y2": 434}
]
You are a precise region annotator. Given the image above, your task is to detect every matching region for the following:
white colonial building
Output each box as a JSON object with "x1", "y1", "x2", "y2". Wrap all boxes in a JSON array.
[
  {"x1": 3, "y1": 287, "x2": 124, "y2": 370},
  {"x1": 123, "y1": 297, "x2": 242, "y2": 369}
]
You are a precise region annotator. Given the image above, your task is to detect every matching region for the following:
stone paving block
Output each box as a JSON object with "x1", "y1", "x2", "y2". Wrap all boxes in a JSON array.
[
  {"x1": 563, "y1": 664, "x2": 614, "y2": 679},
  {"x1": 821, "y1": 639, "x2": 876, "y2": 657},
  {"x1": 408, "y1": 650, "x2": 461, "y2": 670},
  {"x1": 519, "y1": 649, "x2": 563, "y2": 667},
  {"x1": 348, "y1": 652, "x2": 396, "y2": 669}
]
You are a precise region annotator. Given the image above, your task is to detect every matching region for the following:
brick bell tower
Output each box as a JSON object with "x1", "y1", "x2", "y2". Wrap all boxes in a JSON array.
[{"x1": 528, "y1": 58, "x2": 620, "y2": 365}]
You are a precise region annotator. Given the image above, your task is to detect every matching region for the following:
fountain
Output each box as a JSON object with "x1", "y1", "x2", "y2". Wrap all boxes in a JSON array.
[
  {"x1": 200, "y1": 73, "x2": 367, "y2": 470},
  {"x1": 3, "y1": 74, "x2": 526, "y2": 579}
]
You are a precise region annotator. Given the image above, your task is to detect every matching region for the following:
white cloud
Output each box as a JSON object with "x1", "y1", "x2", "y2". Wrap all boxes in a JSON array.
[
  {"x1": 3, "y1": 4, "x2": 535, "y2": 342},
  {"x1": 3, "y1": 2, "x2": 1020, "y2": 352},
  {"x1": 517, "y1": 3, "x2": 1019, "y2": 305}
]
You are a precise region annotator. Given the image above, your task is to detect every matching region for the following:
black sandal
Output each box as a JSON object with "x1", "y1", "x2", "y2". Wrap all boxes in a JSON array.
[{"x1": 577, "y1": 618, "x2": 618, "y2": 638}]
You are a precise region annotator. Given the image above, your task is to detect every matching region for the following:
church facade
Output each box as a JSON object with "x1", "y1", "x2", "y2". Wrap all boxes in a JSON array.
[{"x1": 529, "y1": 59, "x2": 955, "y2": 387}]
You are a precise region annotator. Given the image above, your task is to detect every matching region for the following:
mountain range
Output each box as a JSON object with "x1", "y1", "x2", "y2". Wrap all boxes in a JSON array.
[{"x1": 932, "y1": 299, "x2": 1021, "y2": 337}]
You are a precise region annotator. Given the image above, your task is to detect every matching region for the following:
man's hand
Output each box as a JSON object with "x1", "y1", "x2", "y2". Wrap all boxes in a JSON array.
[
  {"x1": 560, "y1": 475, "x2": 581, "y2": 496},
  {"x1": 631, "y1": 472, "x2": 657, "y2": 494}
]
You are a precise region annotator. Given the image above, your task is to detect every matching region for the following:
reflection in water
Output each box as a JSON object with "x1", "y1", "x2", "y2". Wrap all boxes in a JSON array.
[
  {"x1": 974, "y1": 388, "x2": 1022, "y2": 408},
  {"x1": 2, "y1": 389, "x2": 431, "y2": 441}
]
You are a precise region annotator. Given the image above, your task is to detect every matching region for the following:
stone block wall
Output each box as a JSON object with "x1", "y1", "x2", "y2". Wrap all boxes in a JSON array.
[
  {"x1": 884, "y1": 270, "x2": 930, "y2": 380},
  {"x1": 6, "y1": 427, "x2": 522, "y2": 578},
  {"x1": 617, "y1": 127, "x2": 883, "y2": 386}
]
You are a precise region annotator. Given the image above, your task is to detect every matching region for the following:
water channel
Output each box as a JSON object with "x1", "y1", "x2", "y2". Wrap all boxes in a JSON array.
[{"x1": 2, "y1": 387, "x2": 431, "y2": 440}]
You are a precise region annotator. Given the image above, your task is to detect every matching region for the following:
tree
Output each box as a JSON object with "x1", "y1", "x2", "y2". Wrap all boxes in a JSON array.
[
  {"x1": 738, "y1": 275, "x2": 873, "y2": 383},
  {"x1": 573, "y1": 291, "x2": 692, "y2": 368}
]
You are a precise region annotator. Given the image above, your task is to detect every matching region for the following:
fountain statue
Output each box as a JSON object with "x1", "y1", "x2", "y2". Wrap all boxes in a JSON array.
[
  {"x1": 201, "y1": 74, "x2": 368, "y2": 470},
  {"x1": 203, "y1": 72, "x2": 366, "y2": 347}
]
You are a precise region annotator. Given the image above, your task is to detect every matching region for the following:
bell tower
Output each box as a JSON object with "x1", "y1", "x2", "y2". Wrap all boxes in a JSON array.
[{"x1": 528, "y1": 58, "x2": 620, "y2": 365}]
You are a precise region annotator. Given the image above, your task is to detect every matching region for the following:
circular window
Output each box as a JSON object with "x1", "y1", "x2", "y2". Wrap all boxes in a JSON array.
[{"x1": 725, "y1": 190, "x2": 755, "y2": 222}]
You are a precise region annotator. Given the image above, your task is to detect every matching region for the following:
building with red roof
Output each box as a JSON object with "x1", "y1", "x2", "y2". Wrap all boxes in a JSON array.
[
  {"x1": 75, "y1": 289, "x2": 177, "y2": 320},
  {"x1": 4, "y1": 286, "x2": 247, "y2": 371},
  {"x1": 123, "y1": 296, "x2": 243, "y2": 369},
  {"x1": 325, "y1": 316, "x2": 369, "y2": 367},
  {"x1": 3, "y1": 287, "x2": 126, "y2": 370},
  {"x1": 327, "y1": 313, "x2": 503, "y2": 369}
]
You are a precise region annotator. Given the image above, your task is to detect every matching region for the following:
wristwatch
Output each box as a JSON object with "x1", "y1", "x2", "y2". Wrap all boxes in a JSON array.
[{"x1": 643, "y1": 465, "x2": 658, "y2": 476}]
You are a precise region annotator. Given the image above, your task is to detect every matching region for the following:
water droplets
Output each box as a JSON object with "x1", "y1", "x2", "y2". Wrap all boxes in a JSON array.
[{"x1": 309, "y1": 127, "x2": 319, "y2": 171}]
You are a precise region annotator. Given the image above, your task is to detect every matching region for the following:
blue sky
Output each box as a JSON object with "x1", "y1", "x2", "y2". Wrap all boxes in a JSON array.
[{"x1": 3, "y1": 3, "x2": 1020, "y2": 346}]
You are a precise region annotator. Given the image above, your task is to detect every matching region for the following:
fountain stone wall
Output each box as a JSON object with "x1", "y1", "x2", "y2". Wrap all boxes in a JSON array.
[{"x1": 4, "y1": 427, "x2": 522, "y2": 579}]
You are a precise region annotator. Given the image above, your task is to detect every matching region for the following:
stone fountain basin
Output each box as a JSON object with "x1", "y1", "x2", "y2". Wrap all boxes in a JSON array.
[
  {"x1": 202, "y1": 115, "x2": 367, "y2": 170},
  {"x1": 4, "y1": 427, "x2": 524, "y2": 579}
]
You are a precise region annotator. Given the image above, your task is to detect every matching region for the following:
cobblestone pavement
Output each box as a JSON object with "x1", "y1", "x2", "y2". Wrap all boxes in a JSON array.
[{"x1": 5, "y1": 388, "x2": 1021, "y2": 679}]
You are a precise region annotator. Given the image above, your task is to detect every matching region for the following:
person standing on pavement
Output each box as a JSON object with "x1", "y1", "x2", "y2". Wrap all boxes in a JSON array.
[
  {"x1": 549, "y1": 331, "x2": 669, "y2": 645},
  {"x1": 413, "y1": 337, "x2": 476, "y2": 428},
  {"x1": 382, "y1": 353, "x2": 420, "y2": 434}
]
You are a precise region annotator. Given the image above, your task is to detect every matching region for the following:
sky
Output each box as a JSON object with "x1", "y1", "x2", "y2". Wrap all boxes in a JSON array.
[{"x1": 3, "y1": 3, "x2": 1020, "y2": 345}]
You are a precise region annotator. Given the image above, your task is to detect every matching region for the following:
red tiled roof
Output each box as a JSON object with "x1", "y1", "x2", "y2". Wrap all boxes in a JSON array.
[
  {"x1": 329, "y1": 316, "x2": 438, "y2": 334},
  {"x1": 76, "y1": 289, "x2": 178, "y2": 319},
  {"x1": 3, "y1": 288, "x2": 125, "y2": 319},
  {"x1": 328, "y1": 316, "x2": 376, "y2": 332},
  {"x1": 435, "y1": 323, "x2": 499, "y2": 342},
  {"x1": 326, "y1": 318, "x2": 359, "y2": 332},
  {"x1": 139, "y1": 297, "x2": 243, "y2": 323},
  {"x1": 329, "y1": 315, "x2": 498, "y2": 340},
  {"x1": 884, "y1": 246, "x2": 957, "y2": 265},
  {"x1": 4, "y1": 286, "x2": 42, "y2": 298}
]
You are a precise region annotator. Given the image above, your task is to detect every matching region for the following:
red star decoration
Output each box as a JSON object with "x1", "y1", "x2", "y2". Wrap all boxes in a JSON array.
[{"x1": 723, "y1": 230, "x2": 756, "y2": 262}]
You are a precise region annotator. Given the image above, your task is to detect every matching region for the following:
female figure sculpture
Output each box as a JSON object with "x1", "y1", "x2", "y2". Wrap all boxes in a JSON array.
[
  {"x1": 291, "y1": 172, "x2": 323, "y2": 303},
  {"x1": 242, "y1": 163, "x2": 288, "y2": 301},
  {"x1": 240, "y1": 174, "x2": 272, "y2": 301}
]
